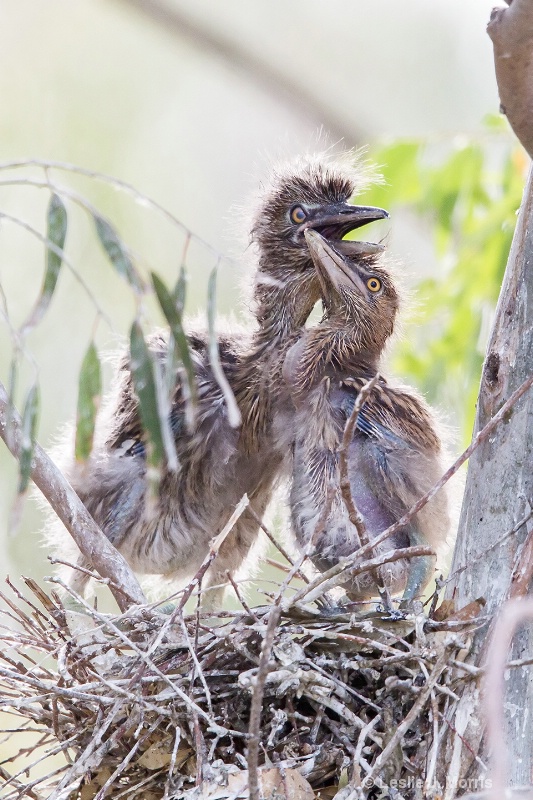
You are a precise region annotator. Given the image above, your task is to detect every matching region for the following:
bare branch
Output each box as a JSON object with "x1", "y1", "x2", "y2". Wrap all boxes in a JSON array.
[
  {"x1": 338, "y1": 373, "x2": 391, "y2": 605},
  {"x1": 247, "y1": 606, "x2": 281, "y2": 800},
  {"x1": 484, "y1": 598, "x2": 533, "y2": 800},
  {"x1": 109, "y1": 0, "x2": 363, "y2": 146},
  {"x1": 0, "y1": 379, "x2": 146, "y2": 611},
  {"x1": 488, "y1": 0, "x2": 533, "y2": 158}
]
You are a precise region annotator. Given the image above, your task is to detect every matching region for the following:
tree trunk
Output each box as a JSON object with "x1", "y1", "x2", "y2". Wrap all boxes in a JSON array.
[{"x1": 445, "y1": 164, "x2": 533, "y2": 788}]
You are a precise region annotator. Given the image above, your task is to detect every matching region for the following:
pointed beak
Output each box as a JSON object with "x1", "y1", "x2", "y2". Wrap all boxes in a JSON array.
[
  {"x1": 302, "y1": 203, "x2": 388, "y2": 256},
  {"x1": 304, "y1": 229, "x2": 367, "y2": 304}
]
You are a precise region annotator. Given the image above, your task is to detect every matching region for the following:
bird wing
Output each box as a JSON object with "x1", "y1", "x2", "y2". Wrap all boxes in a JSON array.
[{"x1": 340, "y1": 377, "x2": 440, "y2": 453}]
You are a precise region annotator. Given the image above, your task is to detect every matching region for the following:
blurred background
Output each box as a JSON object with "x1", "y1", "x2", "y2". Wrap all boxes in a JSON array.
[{"x1": 0, "y1": 0, "x2": 523, "y2": 591}]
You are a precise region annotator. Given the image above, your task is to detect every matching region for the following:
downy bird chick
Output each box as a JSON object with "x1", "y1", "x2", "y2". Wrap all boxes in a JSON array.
[
  {"x1": 49, "y1": 158, "x2": 388, "y2": 606},
  {"x1": 283, "y1": 229, "x2": 450, "y2": 604}
]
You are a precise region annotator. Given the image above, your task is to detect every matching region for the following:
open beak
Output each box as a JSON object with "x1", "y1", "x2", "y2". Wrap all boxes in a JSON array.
[
  {"x1": 302, "y1": 203, "x2": 388, "y2": 257},
  {"x1": 304, "y1": 229, "x2": 368, "y2": 304}
]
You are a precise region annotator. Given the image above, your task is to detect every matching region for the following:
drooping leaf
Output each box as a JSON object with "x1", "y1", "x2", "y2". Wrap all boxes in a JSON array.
[
  {"x1": 20, "y1": 193, "x2": 67, "y2": 334},
  {"x1": 207, "y1": 266, "x2": 241, "y2": 428},
  {"x1": 129, "y1": 321, "x2": 165, "y2": 467},
  {"x1": 94, "y1": 215, "x2": 145, "y2": 293},
  {"x1": 173, "y1": 265, "x2": 187, "y2": 316},
  {"x1": 75, "y1": 342, "x2": 102, "y2": 462},
  {"x1": 18, "y1": 383, "x2": 39, "y2": 494},
  {"x1": 152, "y1": 272, "x2": 197, "y2": 430}
]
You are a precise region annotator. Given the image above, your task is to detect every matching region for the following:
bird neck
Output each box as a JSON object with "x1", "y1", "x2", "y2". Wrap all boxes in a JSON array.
[
  {"x1": 235, "y1": 278, "x2": 316, "y2": 449},
  {"x1": 287, "y1": 323, "x2": 381, "y2": 399}
]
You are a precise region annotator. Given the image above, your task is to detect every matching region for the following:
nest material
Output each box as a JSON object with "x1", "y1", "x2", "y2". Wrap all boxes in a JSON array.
[{"x1": 0, "y1": 576, "x2": 483, "y2": 800}]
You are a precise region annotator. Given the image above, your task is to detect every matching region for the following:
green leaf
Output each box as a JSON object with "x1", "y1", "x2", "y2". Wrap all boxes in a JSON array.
[
  {"x1": 75, "y1": 342, "x2": 102, "y2": 462},
  {"x1": 129, "y1": 321, "x2": 165, "y2": 466},
  {"x1": 173, "y1": 265, "x2": 187, "y2": 316},
  {"x1": 18, "y1": 384, "x2": 39, "y2": 494},
  {"x1": 207, "y1": 266, "x2": 241, "y2": 428},
  {"x1": 94, "y1": 215, "x2": 145, "y2": 293},
  {"x1": 20, "y1": 193, "x2": 67, "y2": 334},
  {"x1": 152, "y1": 272, "x2": 197, "y2": 429}
]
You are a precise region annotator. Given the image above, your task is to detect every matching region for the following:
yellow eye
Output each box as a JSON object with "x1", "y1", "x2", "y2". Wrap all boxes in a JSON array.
[
  {"x1": 367, "y1": 277, "x2": 381, "y2": 292},
  {"x1": 290, "y1": 205, "x2": 307, "y2": 224}
]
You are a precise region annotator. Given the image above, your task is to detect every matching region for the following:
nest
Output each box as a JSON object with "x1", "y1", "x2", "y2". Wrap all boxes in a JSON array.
[{"x1": 0, "y1": 565, "x2": 485, "y2": 800}]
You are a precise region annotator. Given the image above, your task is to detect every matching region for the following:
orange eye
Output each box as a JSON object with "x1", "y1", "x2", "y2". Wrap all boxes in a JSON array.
[
  {"x1": 367, "y1": 277, "x2": 381, "y2": 292},
  {"x1": 290, "y1": 205, "x2": 307, "y2": 224}
]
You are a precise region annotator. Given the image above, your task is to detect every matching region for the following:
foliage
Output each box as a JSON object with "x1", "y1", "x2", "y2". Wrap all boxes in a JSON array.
[{"x1": 360, "y1": 118, "x2": 527, "y2": 442}]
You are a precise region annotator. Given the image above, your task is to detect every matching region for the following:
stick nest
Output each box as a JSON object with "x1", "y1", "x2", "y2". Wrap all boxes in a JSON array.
[{"x1": 0, "y1": 577, "x2": 483, "y2": 800}]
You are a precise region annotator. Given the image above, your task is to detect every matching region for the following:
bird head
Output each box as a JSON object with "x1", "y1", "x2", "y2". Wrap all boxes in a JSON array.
[
  {"x1": 305, "y1": 228, "x2": 399, "y2": 354},
  {"x1": 250, "y1": 158, "x2": 388, "y2": 329}
]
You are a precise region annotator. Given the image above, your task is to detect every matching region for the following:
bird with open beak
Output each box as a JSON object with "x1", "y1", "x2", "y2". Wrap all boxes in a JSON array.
[
  {"x1": 283, "y1": 229, "x2": 450, "y2": 605},
  {"x1": 47, "y1": 156, "x2": 388, "y2": 608}
]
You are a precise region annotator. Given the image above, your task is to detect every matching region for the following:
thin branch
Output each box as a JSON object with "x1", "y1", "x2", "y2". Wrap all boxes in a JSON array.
[
  {"x1": 286, "y1": 544, "x2": 434, "y2": 608},
  {"x1": 247, "y1": 606, "x2": 281, "y2": 800},
  {"x1": 0, "y1": 161, "x2": 231, "y2": 266},
  {"x1": 273, "y1": 486, "x2": 334, "y2": 604},
  {"x1": 338, "y1": 373, "x2": 391, "y2": 606},
  {"x1": 484, "y1": 598, "x2": 533, "y2": 800},
  {"x1": 366, "y1": 650, "x2": 448, "y2": 782},
  {"x1": 508, "y1": 519, "x2": 533, "y2": 599},
  {"x1": 109, "y1": 0, "x2": 362, "y2": 146},
  {"x1": 328, "y1": 368, "x2": 533, "y2": 579},
  {"x1": 0, "y1": 379, "x2": 146, "y2": 611},
  {"x1": 246, "y1": 505, "x2": 311, "y2": 585}
]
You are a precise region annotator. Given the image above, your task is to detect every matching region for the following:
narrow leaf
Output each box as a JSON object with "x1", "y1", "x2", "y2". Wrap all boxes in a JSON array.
[
  {"x1": 18, "y1": 384, "x2": 39, "y2": 494},
  {"x1": 75, "y1": 342, "x2": 102, "y2": 462},
  {"x1": 20, "y1": 193, "x2": 67, "y2": 333},
  {"x1": 173, "y1": 265, "x2": 187, "y2": 315},
  {"x1": 207, "y1": 266, "x2": 241, "y2": 428},
  {"x1": 94, "y1": 215, "x2": 145, "y2": 293},
  {"x1": 129, "y1": 321, "x2": 165, "y2": 467},
  {"x1": 152, "y1": 272, "x2": 197, "y2": 430}
]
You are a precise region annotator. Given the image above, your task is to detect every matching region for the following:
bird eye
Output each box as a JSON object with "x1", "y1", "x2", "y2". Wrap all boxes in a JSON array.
[
  {"x1": 367, "y1": 277, "x2": 381, "y2": 292},
  {"x1": 290, "y1": 205, "x2": 307, "y2": 224}
]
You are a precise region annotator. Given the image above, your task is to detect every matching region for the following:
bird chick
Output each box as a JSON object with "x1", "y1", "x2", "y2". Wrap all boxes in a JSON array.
[
  {"x1": 47, "y1": 158, "x2": 388, "y2": 608},
  {"x1": 283, "y1": 229, "x2": 450, "y2": 605}
]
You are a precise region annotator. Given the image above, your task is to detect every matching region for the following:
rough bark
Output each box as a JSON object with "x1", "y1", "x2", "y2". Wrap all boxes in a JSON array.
[
  {"x1": 0, "y1": 380, "x2": 146, "y2": 611},
  {"x1": 488, "y1": 0, "x2": 533, "y2": 159},
  {"x1": 445, "y1": 165, "x2": 533, "y2": 787}
]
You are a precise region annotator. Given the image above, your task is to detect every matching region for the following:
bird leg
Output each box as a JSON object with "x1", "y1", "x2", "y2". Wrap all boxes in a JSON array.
[{"x1": 399, "y1": 524, "x2": 435, "y2": 609}]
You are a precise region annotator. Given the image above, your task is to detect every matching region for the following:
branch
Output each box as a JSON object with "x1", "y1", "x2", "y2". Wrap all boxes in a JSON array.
[
  {"x1": 338, "y1": 374, "x2": 391, "y2": 605},
  {"x1": 0, "y1": 380, "x2": 146, "y2": 611},
  {"x1": 484, "y1": 598, "x2": 533, "y2": 800},
  {"x1": 110, "y1": 0, "x2": 363, "y2": 146},
  {"x1": 488, "y1": 0, "x2": 533, "y2": 157},
  {"x1": 247, "y1": 606, "x2": 281, "y2": 800}
]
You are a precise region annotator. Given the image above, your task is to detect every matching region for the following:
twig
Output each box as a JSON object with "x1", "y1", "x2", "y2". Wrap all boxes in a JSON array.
[
  {"x1": 227, "y1": 571, "x2": 259, "y2": 622},
  {"x1": 338, "y1": 373, "x2": 379, "y2": 543},
  {"x1": 50, "y1": 579, "x2": 232, "y2": 738},
  {"x1": 445, "y1": 505, "x2": 533, "y2": 586},
  {"x1": 286, "y1": 544, "x2": 434, "y2": 608},
  {"x1": 320, "y1": 369, "x2": 533, "y2": 583},
  {"x1": 107, "y1": 0, "x2": 362, "y2": 146},
  {"x1": 247, "y1": 505, "x2": 310, "y2": 585},
  {"x1": 366, "y1": 650, "x2": 448, "y2": 782},
  {"x1": 247, "y1": 606, "x2": 281, "y2": 800},
  {"x1": 508, "y1": 519, "x2": 533, "y2": 598},
  {"x1": 0, "y1": 380, "x2": 146, "y2": 611},
  {"x1": 274, "y1": 486, "x2": 334, "y2": 604},
  {"x1": 338, "y1": 373, "x2": 391, "y2": 607},
  {"x1": 484, "y1": 598, "x2": 533, "y2": 800}
]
